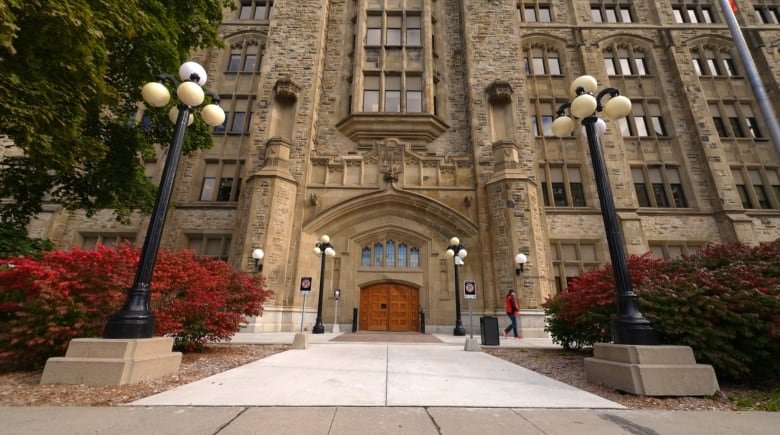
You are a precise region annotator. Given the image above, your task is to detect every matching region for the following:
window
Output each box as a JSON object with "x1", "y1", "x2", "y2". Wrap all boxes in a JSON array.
[
  {"x1": 81, "y1": 234, "x2": 136, "y2": 249},
  {"x1": 531, "y1": 101, "x2": 556, "y2": 136},
  {"x1": 692, "y1": 48, "x2": 738, "y2": 77},
  {"x1": 710, "y1": 102, "x2": 763, "y2": 138},
  {"x1": 364, "y1": 13, "x2": 422, "y2": 47},
  {"x1": 187, "y1": 235, "x2": 231, "y2": 261},
  {"x1": 523, "y1": 46, "x2": 561, "y2": 76},
  {"x1": 214, "y1": 97, "x2": 253, "y2": 135},
  {"x1": 360, "y1": 239, "x2": 421, "y2": 269},
  {"x1": 226, "y1": 41, "x2": 263, "y2": 74},
  {"x1": 633, "y1": 166, "x2": 688, "y2": 208},
  {"x1": 649, "y1": 242, "x2": 703, "y2": 260},
  {"x1": 604, "y1": 47, "x2": 648, "y2": 76},
  {"x1": 239, "y1": 1, "x2": 273, "y2": 20},
  {"x1": 540, "y1": 165, "x2": 587, "y2": 207},
  {"x1": 755, "y1": 5, "x2": 780, "y2": 24},
  {"x1": 518, "y1": 3, "x2": 552, "y2": 22},
  {"x1": 362, "y1": 73, "x2": 423, "y2": 113},
  {"x1": 199, "y1": 161, "x2": 244, "y2": 202},
  {"x1": 672, "y1": 4, "x2": 715, "y2": 23},
  {"x1": 551, "y1": 241, "x2": 600, "y2": 292},
  {"x1": 732, "y1": 168, "x2": 780, "y2": 209},
  {"x1": 591, "y1": 4, "x2": 633, "y2": 23},
  {"x1": 406, "y1": 16, "x2": 421, "y2": 46},
  {"x1": 620, "y1": 102, "x2": 667, "y2": 138}
]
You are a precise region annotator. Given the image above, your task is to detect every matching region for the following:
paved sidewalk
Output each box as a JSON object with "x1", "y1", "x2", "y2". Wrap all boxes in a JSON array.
[{"x1": 1, "y1": 407, "x2": 778, "y2": 434}]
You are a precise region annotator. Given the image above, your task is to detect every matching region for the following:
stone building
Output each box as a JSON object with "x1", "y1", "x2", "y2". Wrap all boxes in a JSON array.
[{"x1": 27, "y1": 1, "x2": 780, "y2": 335}]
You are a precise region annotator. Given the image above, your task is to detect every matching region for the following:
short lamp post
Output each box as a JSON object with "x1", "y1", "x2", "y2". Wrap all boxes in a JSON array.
[
  {"x1": 445, "y1": 237, "x2": 467, "y2": 336},
  {"x1": 551, "y1": 75, "x2": 658, "y2": 345},
  {"x1": 103, "y1": 62, "x2": 225, "y2": 339},
  {"x1": 251, "y1": 248, "x2": 265, "y2": 273},
  {"x1": 312, "y1": 235, "x2": 336, "y2": 334},
  {"x1": 332, "y1": 288, "x2": 341, "y2": 333}
]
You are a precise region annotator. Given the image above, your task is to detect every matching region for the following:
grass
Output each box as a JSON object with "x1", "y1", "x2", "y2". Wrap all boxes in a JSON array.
[{"x1": 728, "y1": 386, "x2": 780, "y2": 411}]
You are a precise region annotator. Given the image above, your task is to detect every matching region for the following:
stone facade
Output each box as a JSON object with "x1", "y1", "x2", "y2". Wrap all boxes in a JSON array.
[{"x1": 24, "y1": 1, "x2": 780, "y2": 334}]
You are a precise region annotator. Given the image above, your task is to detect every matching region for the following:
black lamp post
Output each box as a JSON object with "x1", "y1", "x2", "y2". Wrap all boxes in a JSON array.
[
  {"x1": 103, "y1": 62, "x2": 225, "y2": 339},
  {"x1": 551, "y1": 75, "x2": 658, "y2": 345},
  {"x1": 312, "y1": 234, "x2": 335, "y2": 334},
  {"x1": 446, "y1": 236, "x2": 467, "y2": 336}
]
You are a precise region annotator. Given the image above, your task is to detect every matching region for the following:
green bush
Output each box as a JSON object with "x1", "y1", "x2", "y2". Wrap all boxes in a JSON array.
[{"x1": 543, "y1": 240, "x2": 780, "y2": 381}]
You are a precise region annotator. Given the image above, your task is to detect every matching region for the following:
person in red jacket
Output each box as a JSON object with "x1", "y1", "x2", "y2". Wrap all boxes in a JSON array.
[{"x1": 503, "y1": 289, "x2": 521, "y2": 339}]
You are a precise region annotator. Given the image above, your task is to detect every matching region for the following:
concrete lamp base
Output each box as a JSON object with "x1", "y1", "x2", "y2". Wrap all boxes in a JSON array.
[
  {"x1": 40, "y1": 337, "x2": 181, "y2": 386},
  {"x1": 292, "y1": 332, "x2": 310, "y2": 349},
  {"x1": 464, "y1": 338, "x2": 482, "y2": 352},
  {"x1": 584, "y1": 343, "x2": 719, "y2": 396}
]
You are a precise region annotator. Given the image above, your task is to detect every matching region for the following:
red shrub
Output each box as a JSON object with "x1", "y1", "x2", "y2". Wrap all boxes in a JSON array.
[{"x1": 0, "y1": 244, "x2": 271, "y2": 369}]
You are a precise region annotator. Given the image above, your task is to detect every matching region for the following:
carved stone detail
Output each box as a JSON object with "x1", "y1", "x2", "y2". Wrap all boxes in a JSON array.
[
  {"x1": 274, "y1": 77, "x2": 301, "y2": 102},
  {"x1": 487, "y1": 80, "x2": 513, "y2": 103}
]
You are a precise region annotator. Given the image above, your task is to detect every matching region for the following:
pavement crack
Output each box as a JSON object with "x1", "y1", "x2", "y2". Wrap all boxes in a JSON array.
[
  {"x1": 424, "y1": 407, "x2": 443, "y2": 434},
  {"x1": 213, "y1": 407, "x2": 249, "y2": 434}
]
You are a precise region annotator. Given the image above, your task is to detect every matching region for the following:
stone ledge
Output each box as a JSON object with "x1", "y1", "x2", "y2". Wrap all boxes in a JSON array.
[
  {"x1": 584, "y1": 344, "x2": 719, "y2": 396},
  {"x1": 40, "y1": 337, "x2": 182, "y2": 386}
]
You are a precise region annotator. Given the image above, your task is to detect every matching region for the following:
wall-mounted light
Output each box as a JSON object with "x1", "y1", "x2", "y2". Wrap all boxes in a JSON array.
[
  {"x1": 251, "y1": 248, "x2": 265, "y2": 273},
  {"x1": 515, "y1": 252, "x2": 527, "y2": 276},
  {"x1": 333, "y1": 288, "x2": 341, "y2": 300}
]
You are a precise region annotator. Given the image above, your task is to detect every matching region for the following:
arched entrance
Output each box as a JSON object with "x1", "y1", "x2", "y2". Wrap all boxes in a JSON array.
[{"x1": 359, "y1": 283, "x2": 419, "y2": 331}]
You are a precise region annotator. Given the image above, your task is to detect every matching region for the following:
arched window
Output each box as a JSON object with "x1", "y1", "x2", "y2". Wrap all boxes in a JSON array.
[
  {"x1": 386, "y1": 240, "x2": 395, "y2": 267},
  {"x1": 361, "y1": 247, "x2": 371, "y2": 266},
  {"x1": 359, "y1": 240, "x2": 420, "y2": 269},
  {"x1": 373, "y1": 242, "x2": 384, "y2": 266}
]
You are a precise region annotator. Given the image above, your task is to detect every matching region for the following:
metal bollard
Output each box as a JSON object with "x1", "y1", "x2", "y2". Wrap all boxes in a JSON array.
[
  {"x1": 419, "y1": 309, "x2": 426, "y2": 333},
  {"x1": 351, "y1": 307, "x2": 358, "y2": 332}
]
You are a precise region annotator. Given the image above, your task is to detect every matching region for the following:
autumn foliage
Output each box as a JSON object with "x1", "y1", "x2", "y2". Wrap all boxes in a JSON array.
[
  {"x1": 0, "y1": 244, "x2": 271, "y2": 369},
  {"x1": 544, "y1": 240, "x2": 780, "y2": 381}
]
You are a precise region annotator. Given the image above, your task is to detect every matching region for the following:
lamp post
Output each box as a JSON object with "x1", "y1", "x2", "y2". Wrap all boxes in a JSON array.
[
  {"x1": 251, "y1": 248, "x2": 265, "y2": 273},
  {"x1": 551, "y1": 75, "x2": 657, "y2": 345},
  {"x1": 103, "y1": 62, "x2": 225, "y2": 339},
  {"x1": 312, "y1": 235, "x2": 336, "y2": 334},
  {"x1": 445, "y1": 236, "x2": 467, "y2": 336},
  {"x1": 332, "y1": 288, "x2": 341, "y2": 333}
]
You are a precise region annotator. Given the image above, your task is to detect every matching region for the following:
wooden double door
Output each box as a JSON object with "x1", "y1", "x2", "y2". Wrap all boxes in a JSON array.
[{"x1": 359, "y1": 283, "x2": 419, "y2": 332}]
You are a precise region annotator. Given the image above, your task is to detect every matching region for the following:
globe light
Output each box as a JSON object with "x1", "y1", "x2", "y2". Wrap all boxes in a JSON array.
[
  {"x1": 141, "y1": 82, "x2": 171, "y2": 108},
  {"x1": 445, "y1": 248, "x2": 455, "y2": 258},
  {"x1": 320, "y1": 235, "x2": 330, "y2": 244},
  {"x1": 314, "y1": 247, "x2": 322, "y2": 255},
  {"x1": 201, "y1": 104, "x2": 226, "y2": 127},
  {"x1": 178, "y1": 61, "x2": 208, "y2": 86},
  {"x1": 569, "y1": 75, "x2": 598, "y2": 98},
  {"x1": 176, "y1": 81, "x2": 205, "y2": 107},
  {"x1": 325, "y1": 247, "x2": 336, "y2": 257},
  {"x1": 251, "y1": 249, "x2": 265, "y2": 260},
  {"x1": 551, "y1": 116, "x2": 575, "y2": 137},
  {"x1": 449, "y1": 237, "x2": 460, "y2": 246},
  {"x1": 168, "y1": 107, "x2": 194, "y2": 126},
  {"x1": 457, "y1": 249, "x2": 467, "y2": 259},
  {"x1": 603, "y1": 95, "x2": 633, "y2": 119},
  {"x1": 570, "y1": 93, "x2": 598, "y2": 119}
]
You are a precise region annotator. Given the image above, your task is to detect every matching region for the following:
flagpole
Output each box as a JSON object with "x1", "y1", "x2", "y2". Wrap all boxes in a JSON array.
[{"x1": 719, "y1": 0, "x2": 780, "y2": 156}]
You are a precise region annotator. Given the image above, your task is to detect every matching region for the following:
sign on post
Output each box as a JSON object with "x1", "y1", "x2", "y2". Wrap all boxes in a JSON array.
[
  {"x1": 300, "y1": 276, "x2": 312, "y2": 293},
  {"x1": 464, "y1": 279, "x2": 476, "y2": 299}
]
